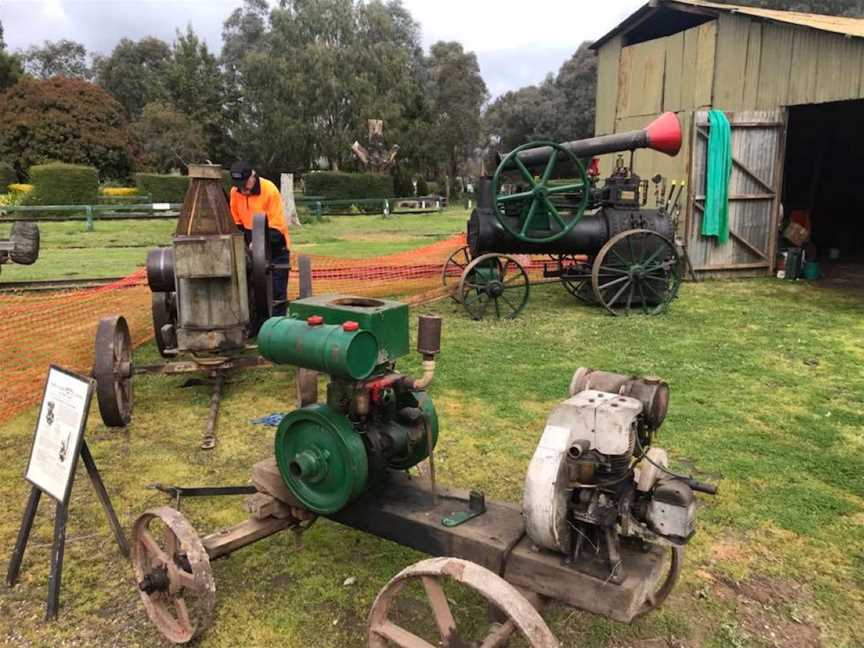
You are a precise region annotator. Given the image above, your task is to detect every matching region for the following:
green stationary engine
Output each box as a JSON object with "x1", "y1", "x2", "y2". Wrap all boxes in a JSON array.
[{"x1": 258, "y1": 295, "x2": 441, "y2": 514}]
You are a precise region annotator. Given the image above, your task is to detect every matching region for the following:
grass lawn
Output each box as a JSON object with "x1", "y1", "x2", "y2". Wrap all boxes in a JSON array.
[
  {"x1": 0, "y1": 277, "x2": 861, "y2": 647},
  {"x1": 0, "y1": 209, "x2": 468, "y2": 282}
]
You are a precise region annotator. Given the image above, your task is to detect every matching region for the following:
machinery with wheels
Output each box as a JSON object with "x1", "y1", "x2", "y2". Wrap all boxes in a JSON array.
[
  {"x1": 0, "y1": 221, "x2": 40, "y2": 275},
  {"x1": 443, "y1": 112, "x2": 685, "y2": 318},
  {"x1": 91, "y1": 164, "x2": 286, "y2": 448},
  {"x1": 127, "y1": 297, "x2": 715, "y2": 645}
]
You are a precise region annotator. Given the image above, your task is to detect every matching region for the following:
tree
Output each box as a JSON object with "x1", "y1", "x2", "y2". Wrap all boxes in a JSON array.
[
  {"x1": 21, "y1": 40, "x2": 91, "y2": 79},
  {"x1": 167, "y1": 27, "x2": 231, "y2": 163},
  {"x1": 425, "y1": 41, "x2": 488, "y2": 184},
  {"x1": 94, "y1": 37, "x2": 172, "y2": 118},
  {"x1": 0, "y1": 77, "x2": 137, "y2": 179},
  {"x1": 0, "y1": 21, "x2": 22, "y2": 91},
  {"x1": 134, "y1": 101, "x2": 207, "y2": 172},
  {"x1": 484, "y1": 42, "x2": 596, "y2": 153}
]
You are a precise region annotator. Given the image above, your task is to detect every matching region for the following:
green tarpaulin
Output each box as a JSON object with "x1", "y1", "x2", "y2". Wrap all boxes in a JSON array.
[{"x1": 702, "y1": 110, "x2": 731, "y2": 244}]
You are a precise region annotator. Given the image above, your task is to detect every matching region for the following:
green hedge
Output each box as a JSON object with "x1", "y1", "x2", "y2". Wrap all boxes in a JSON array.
[
  {"x1": 134, "y1": 173, "x2": 190, "y2": 203},
  {"x1": 304, "y1": 172, "x2": 394, "y2": 201},
  {"x1": 24, "y1": 163, "x2": 98, "y2": 208},
  {"x1": 425, "y1": 181, "x2": 439, "y2": 195},
  {"x1": 0, "y1": 162, "x2": 16, "y2": 191}
]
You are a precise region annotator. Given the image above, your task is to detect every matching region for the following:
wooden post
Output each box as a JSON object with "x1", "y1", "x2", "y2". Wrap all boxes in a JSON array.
[{"x1": 281, "y1": 173, "x2": 301, "y2": 228}]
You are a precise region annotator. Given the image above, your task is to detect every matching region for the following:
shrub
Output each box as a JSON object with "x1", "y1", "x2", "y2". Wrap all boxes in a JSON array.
[
  {"x1": 24, "y1": 163, "x2": 98, "y2": 209},
  {"x1": 134, "y1": 173, "x2": 190, "y2": 203},
  {"x1": 304, "y1": 172, "x2": 394, "y2": 201},
  {"x1": 416, "y1": 176, "x2": 428, "y2": 195},
  {"x1": 425, "y1": 181, "x2": 439, "y2": 196},
  {"x1": 101, "y1": 186, "x2": 139, "y2": 196},
  {"x1": 392, "y1": 168, "x2": 414, "y2": 197},
  {"x1": 0, "y1": 78, "x2": 136, "y2": 179},
  {"x1": 0, "y1": 161, "x2": 16, "y2": 189}
]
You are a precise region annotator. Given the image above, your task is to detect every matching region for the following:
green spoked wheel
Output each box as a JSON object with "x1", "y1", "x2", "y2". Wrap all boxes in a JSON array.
[
  {"x1": 591, "y1": 229, "x2": 681, "y2": 316},
  {"x1": 275, "y1": 405, "x2": 368, "y2": 514},
  {"x1": 493, "y1": 141, "x2": 589, "y2": 244},
  {"x1": 458, "y1": 253, "x2": 530, "y2": 321}
]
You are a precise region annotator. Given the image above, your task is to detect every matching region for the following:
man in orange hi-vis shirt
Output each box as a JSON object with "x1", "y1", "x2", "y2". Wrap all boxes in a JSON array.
[{"x1": 229, "y1": 161, "x2": 290, "y2": 317}]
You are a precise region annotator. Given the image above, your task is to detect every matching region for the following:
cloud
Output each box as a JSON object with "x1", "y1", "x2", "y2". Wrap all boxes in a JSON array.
[{"x1": 0, "y1": 0, "x2": 643, "y2": 96}]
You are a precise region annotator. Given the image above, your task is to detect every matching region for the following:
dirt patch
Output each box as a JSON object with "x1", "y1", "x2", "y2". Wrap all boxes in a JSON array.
[
  {"x1": 711, "y1": 574, "x2": 822, "y2": 648},
  {"x1": 708, "y1": 539, "x2": 749, "y2": 564}
]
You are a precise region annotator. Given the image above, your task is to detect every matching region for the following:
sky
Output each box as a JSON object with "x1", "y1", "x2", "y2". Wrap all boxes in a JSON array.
[{"x1": 0, "y1": 0, "x2": 645, "y2": 98}]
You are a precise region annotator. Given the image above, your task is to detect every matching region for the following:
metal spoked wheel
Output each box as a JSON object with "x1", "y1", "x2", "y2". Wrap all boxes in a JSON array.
[
  {"x1": 556, "y1": 254, "x2": 594, "y2": 303},
  {"x1": 132, "y1": 507, "x2": 216, "y2": 644},
  {"x1": 634, "y1": 545, "x2": 684, "y2": 618},
  {"x1": 458, "y1": 253, "x2": 530, "y2": 321},
  {"x1": 441, "y1": 245, "x2": 472, "y2": 302},
  {"x1": 591, "y1": 229, "x2": 681, "y2": 316},
  {"x1": 151, "y1": 292, "x2": 178, "y2": 358},
  {"x1": 368, "y1": 557, "x2": 559, "y2": 648},
  {"x1": 93, "y1": 315, "x2": 133, "y2": 427}
]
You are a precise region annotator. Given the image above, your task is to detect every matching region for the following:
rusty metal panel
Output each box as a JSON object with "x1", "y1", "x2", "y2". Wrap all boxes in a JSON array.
[
  {"x1": 663, "y1": 32, "x2": 685, "y2": 112},
  {"x1": 756, "y1": 24, "x2": 794, "y2": 109},
  {"x1": 741, "y1": 23, "x2": 763, "y2": 110},
  {"x1": 713, "y1": 13, "x2": 749, "y2": 110},
  {"x1": 788, "y1": 27, "x2": 821, "y2": 105},
  {"x1": 617, "y1": 38, "x2": 665, "y2": 117},
  {"x1": 815, "y1": 33, "x2": 864, "y2": 103},
  {"x1": 687, "y1": 110, "x2": 784, "y2": 276},
  {"x1": 595, "y1": 36, "x2": 622, "y2": 135}
]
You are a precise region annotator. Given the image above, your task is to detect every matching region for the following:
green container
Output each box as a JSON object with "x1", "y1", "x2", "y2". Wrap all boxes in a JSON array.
[
  {"x1": 803, "y1": 261, "x2": 821, "y2": 280},
  {"x1": 258, "y1": 316, "x2": 379, "y2": 380},
  {"x1": 288, "y1": 294, "x2": 409, "y2": 362},
  {"x1": 275, "y1": 405, "x2": 369, "y2": 514}
]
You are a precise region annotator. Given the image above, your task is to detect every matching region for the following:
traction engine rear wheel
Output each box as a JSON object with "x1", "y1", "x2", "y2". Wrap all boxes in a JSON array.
[{"x1": 441, "y1": 245, "x2": 472, "y2": 302}]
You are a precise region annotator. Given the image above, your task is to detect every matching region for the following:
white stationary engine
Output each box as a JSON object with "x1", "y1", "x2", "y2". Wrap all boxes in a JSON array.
[{"x1": 523, "y1": 368, "x2": 716, "y2": 582}]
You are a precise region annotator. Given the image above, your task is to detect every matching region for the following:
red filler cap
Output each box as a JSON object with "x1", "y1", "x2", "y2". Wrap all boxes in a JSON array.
[
  {"x1": 342, "y1": 321, "x2": 359, "y2": 332},
  {"x1": 307, "y1": 315, "x2": 324, "y2": 326}
]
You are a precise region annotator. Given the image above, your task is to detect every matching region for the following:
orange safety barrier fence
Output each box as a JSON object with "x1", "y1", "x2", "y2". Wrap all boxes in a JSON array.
[{"x1": 0, "y1": 233, "x2": 473, "y2": 426}]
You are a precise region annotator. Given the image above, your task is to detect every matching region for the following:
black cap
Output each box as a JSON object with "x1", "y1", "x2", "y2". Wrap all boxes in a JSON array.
[{"x1": 230, "y1": 160, "x2": 253, "y2": 187}]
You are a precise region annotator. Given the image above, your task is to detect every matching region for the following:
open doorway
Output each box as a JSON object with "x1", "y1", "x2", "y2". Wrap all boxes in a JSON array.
[{"x1": 782, "y1": 99, "x2": 864, "y2": 290}]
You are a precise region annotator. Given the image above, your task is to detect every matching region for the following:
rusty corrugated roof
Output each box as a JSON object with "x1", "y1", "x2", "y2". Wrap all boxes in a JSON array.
[{"x1": 592, "y1": 0, "x2": 864, "y2": 50}]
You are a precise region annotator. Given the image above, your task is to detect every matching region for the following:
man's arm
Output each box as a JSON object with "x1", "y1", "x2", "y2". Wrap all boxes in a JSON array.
[{"x1": 266, "y1": 185, "x2": 290, "y2": 246}]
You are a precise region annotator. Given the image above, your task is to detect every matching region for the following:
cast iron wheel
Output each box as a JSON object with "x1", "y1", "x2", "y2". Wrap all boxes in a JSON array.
[
  {"x1": 493, "y1": 140, "x2": 589, "y2": 244},
  {"x1": 458, "y1": 253, "x2": 529, "y2": 321},
  {"x1": 634, "y1": 545, "x2": 684, "y2": 618},
  {"x1": 151, "y1": 292, "x2": 178, "y2": 358},
  {"x1": 132, "y1": 507, "x2": 215, "y2": 644},
  {"x1": 556, "y1": 254, "x2": 594, "y2": 303},
  {"x1": 93, "y1": 315, "x2": 133, "y2": 427},
  {"x1": 591, "y1": 229, "x2": 681, "y2": 317},
  {"x1": 441, "y1": 245, "x2": 472, "y2": 302},
  {"x1": 9, "y1": 221, "x2": 39, "y2": 265},
  {"x1": 146, "y1": 247, "x2": 175, "y2": 292},
  {"x1": 250, "y1": 213, "x2": 274, "y2": 322},
  {"x1": 368, "y1": 557, "x2": 559, "y2": 648}
]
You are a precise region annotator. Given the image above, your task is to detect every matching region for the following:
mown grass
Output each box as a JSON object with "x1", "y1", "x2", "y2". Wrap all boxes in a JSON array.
[
  {"x1": 0, "y1": 210, "x2": 468, "y2": 282},
  {"x1": 0, "y1": 274, "x2": 862, "y2": 646}
]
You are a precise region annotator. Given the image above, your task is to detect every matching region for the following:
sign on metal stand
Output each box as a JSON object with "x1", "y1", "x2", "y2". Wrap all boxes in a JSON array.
[{"x1": 6, "y1": 365, "x2": 129, "y2": 620}]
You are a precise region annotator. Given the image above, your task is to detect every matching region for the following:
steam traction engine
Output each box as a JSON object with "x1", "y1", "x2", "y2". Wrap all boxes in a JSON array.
[
  {"x1": 128, "y1": 295, "x2": 716, "y2": 646},
  {"x1": 91, "y1": 164, "x2": 287, "y2": 448},
  {"x1": 443, "y1": 112, "x2": 685, "y2": 318}
]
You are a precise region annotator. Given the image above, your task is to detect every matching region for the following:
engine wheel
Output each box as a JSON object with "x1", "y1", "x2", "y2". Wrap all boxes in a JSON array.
[
  {"x1": 458, "y1": 253, "x2": 529, "y2": 321},
  {"x1": 634, "y1": 545, "x2": 684, "y2": 618},
  {"x1": 556, "y1": 254, "x2": 594, "y2": 303},
  {"x1": 132, "y1": 507, "x2": 215, "y2": 644},
  {"x1": 591, "y1": 229, "x2": 681, "y2": 316},
  {"x1": 250, "y1": 213, "x2": 274, "y2": 324},
  {"x1": 93, "y1": 315, "x2": 133, "y2": 427},
  {"x1": 9, "y1": 221, "x2": 39, "y2": 265},
  {"x1": 441, "y1": 245, "x2": 472, "y2": 302},
  {"x1": 151, "y1": 291, "x2": 178, "y2": 358},
  {"x1": 368, "y1": 557, "x2": 559, "y2": 648}
]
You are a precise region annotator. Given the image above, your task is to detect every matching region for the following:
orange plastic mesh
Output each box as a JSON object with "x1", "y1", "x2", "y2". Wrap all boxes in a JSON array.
[{"x1": 0, "y1": 233, "x2": 474, "y2": 426}]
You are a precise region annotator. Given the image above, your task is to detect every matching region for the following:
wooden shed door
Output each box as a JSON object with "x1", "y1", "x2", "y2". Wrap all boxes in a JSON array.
[{"x1": 687, "y1": 110, "x2": 785, "y2": 275}]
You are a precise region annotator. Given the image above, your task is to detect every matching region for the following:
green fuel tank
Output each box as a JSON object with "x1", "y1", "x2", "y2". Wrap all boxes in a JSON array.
[{"x1": 258, "y1": 316, "x2": 380, "y2": 380}]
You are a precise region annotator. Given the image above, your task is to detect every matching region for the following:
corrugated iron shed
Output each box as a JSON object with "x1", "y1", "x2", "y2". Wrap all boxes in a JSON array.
[{"x1": 593, "y1": 0, "x2": 864, "y2": 50}]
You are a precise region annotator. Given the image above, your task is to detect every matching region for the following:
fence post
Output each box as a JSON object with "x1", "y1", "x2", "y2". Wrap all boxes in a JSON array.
[
  {"x1": 85, "y1": 205, "x2": 94, "y2": 232},
  {"x1": 383, "y1": 199, "x2": 390, "y2": 218},
  {"x1": 315, "y1": 200, "x2": 322, "y2": 221}
]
